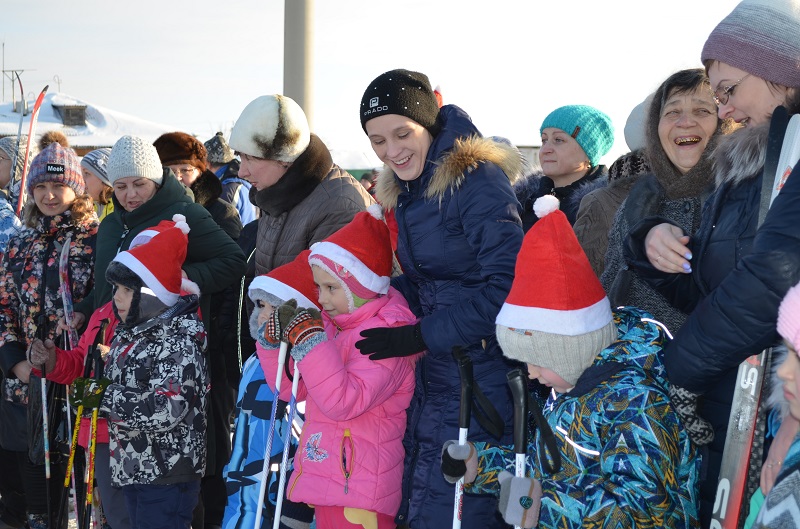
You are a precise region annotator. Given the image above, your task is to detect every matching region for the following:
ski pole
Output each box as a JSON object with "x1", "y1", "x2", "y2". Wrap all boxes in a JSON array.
[
  {"x1": 507, "y1": 369, "x2": 530, "y2": 529},
  {"x1": 453, "y1": 348, "x2": 473, "y2": 529},
  {"x1": 253, "y1": 340, "x2": 289, "y2": 529},
  {"x1": 57, "y1": 329, "x2": 86, "y2": 527},
  {"x1": 33, "y1": 319, "x2": 53, "y2": 525},
  {"x1": 273, "y1": 359, "x2": 301, "y2": 529},
  {"x1": 82, "y1": 344, "x2": 104, "y2": 529}
]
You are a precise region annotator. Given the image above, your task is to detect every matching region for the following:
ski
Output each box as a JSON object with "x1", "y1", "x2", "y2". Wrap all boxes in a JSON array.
[
  {"x1": 8, "y1": 73, "x2": 25, "y2": 208},
  {"x1": 15, "y1": 84, "x2": 49, "y2": 216},
  {"x1": 711, "y1": 106, "x2": 800, "y2": 529}
]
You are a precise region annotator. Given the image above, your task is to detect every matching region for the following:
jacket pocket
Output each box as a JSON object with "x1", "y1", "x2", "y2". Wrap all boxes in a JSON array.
[{"x1": 340, "y1": 428, "x2": 355, "y2": 494}]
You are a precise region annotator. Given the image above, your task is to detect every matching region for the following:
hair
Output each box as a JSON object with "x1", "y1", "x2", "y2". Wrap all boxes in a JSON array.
[
  {"x1": 23, "y1": 193, "x2": 95, "y2": 228},
  {"x1": 703, "y1": 59, "x2": 800, "y2": 115},
  {"x1": 38, "y1": 130, "x2": 70, "y2": 152},
  {"x1": 97, "y1": 184, "x2": 114, "y2": 205}
]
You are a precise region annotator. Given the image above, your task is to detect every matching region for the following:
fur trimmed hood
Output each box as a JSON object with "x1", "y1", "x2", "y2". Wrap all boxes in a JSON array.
[
  {"x1": 713, "y1": 124, "x2": 768, "y2": 188},
  {"x1": 376, "y1": 135, "x2": 524, "y2": 209}
]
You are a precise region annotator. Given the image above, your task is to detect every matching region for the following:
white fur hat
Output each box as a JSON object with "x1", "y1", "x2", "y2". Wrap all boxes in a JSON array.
[{"x1": 229, "y1": 95, "x2": 310, "y2": 163}]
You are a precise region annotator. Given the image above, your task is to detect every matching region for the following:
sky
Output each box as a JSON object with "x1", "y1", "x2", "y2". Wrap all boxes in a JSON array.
[{"x1": 2, "y1": 0, "x2": 742, "y2": 168}]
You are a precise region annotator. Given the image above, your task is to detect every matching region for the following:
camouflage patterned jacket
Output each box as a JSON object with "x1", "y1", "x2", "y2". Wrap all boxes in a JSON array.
[{"x1": 100, "y1": 296, "x2": 208, "y2": 487}]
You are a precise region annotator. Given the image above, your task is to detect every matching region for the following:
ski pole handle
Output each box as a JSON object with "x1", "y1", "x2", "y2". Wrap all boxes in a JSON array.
[
  {"x1": 453, "y1": 347, "x2": 473, "y2": 529},
  {"x1": 507, "y1": 369, "x2": 529, "y2": 474}
]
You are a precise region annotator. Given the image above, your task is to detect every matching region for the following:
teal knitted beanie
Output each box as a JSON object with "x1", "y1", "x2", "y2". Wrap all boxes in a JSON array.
[{"x1": 540, "y1": 105, "x2": 615, "y2": 166}]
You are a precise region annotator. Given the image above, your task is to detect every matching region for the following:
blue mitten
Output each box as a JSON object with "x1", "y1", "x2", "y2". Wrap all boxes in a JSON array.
[
  {"x1": 440, "y1": 440, "x2": 478, "y2": 484},
  {"x1": 498, "y1": 470, "x2": 542, "y2": 528}
]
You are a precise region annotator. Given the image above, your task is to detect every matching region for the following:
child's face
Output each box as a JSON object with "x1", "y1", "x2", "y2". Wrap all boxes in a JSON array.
[
  {"x1": 312, "y1": 265, "x2": 350, "y2": 318},
  {"x1": 777, "y1": 340, "x2": 800, "y2": 421},
  {"x1": 527, "y1": 363, "x2": 572, "y2": 394},
  {"x1": 113, "y1": 283, "x2": 134, "y2": 323},
  {"x1": 255, "y1": 299, "x2": 275, "y2": 326}
]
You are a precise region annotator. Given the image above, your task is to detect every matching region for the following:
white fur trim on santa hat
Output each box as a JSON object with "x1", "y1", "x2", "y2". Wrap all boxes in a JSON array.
[
  {"x1": 533, "y1": 195, "x2": 560, "y2": 218},
  {"x1": 181, "y1": 278, "x2": 201, "y2": 296},
  {"x1": 248, "y1": 275, "x2": 316, "y2": 309},
  {"x1": 113, "y1": 251, "x2": 180, "y2": 307},
  {"x1": 496, "y1": 296, "x2": 613, "y2": 336},
  {"x1": 308, "y1": 241, "x2": 390, "y2": 296}
]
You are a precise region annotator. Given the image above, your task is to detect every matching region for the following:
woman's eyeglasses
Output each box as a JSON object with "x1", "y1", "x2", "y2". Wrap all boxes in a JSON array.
[{"x1": 712, "y1": 74, "x2": 750, "y2": 107}]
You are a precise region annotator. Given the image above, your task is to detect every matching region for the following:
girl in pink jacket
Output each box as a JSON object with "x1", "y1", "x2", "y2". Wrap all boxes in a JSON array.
[{"x1": 257, "y1": 206, "x2": 418, "y2": 529}]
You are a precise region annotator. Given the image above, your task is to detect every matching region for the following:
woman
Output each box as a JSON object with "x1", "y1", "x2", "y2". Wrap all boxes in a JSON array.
[
  {"x1": 356, "y1": 69, "x2": 524, "y2": 529},
  {"x1": 70, "y1": 135, "x2": 246, "y2": 342},
  {"x1": 515, "y1": 104, "x2": 614, "y2": 231},
  {"x1": 625, "y1": 0, "x2": 800, "y2": 523},
  {"x1": 0, "y1": 142, "x2": 98, "y2": 529},
  {"x1": 602, "y1": 68, "x2": 729, "y2": 334},
  {"x1": 80, "y1": 148, "x2": 114, "y2": 221}
]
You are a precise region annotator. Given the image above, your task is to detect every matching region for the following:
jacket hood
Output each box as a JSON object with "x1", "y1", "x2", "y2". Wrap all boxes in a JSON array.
[
  {"x1": 190, "y1": 169, "x2": 223, "y2": 207},
  {"x1": 376, "y1": 105, "x2": 523, "y2": 209},
  {"x1": 713, "y1": 124, "x2": 768, "y2": 188}
]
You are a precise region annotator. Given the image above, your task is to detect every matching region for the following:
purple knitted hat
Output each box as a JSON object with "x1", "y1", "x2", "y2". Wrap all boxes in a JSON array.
[
  {"x1": 27, "y1": 142, "x2": 86, "y2": 196},
  {"x1": 701, "y1": 0, "x2": 800, "y2": 88}
]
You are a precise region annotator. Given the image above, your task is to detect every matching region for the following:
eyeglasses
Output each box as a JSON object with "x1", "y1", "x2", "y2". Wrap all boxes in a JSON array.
[
  {"x1": 712, "y1": 74, "x2": 750, "y2": 107},
  {"x1": 171, "y1": 166, "x2": 199, "y2": 178}
]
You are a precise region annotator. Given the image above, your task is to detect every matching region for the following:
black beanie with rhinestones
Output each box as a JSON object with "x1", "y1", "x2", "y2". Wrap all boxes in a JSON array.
[{"x1": 359, "y1": 69, "x2": 441, "y2": 136}]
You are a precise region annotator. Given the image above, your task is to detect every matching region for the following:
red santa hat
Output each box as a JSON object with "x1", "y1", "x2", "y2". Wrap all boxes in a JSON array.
[
  {"x1": 110, "y1": 218, "x2": 199, "y2": 306},
  {"x1": 129, "y1": 214, "x2": 190, "y2": 249},
  {"x1": 249, "y1": 249, "x2": 319, "y2": 310},
  {"x1": 308, "y1": 204, "x2": 393, "y2": 312},
  {"x1": 495, "y1": 195, "x2": 616, "y2": 386}
]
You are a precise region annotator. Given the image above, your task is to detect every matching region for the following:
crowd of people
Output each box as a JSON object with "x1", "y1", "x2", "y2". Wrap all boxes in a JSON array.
[{"x1": 0, "y1": 0, "x2": 799, "y2": 528}]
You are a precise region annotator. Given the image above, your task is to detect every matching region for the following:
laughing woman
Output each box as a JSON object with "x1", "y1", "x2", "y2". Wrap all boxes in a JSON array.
[
  {"x1": 0, "y1": 143, "x2": 98, "y2": 529},
  {"x1": 356, "y1": 69, "x2": 524, "y2": 529}
]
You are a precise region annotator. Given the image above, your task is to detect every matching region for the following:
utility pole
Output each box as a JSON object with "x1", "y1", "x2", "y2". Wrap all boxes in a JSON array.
[{"x1": 284, "y1": 0, "x2": 314, "y2": 128}]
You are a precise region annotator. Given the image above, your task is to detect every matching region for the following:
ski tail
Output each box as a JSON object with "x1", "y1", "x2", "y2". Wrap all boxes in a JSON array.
[{"x1": 15, "y1": 84, "x2": 49, "y2": 216}]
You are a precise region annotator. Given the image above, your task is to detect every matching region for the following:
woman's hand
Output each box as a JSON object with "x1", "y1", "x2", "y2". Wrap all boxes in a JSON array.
[
  {"x1": 28, "y1": 339, "x2": 57, "y2": 373},
  {"x1": 761, "y1": 414, "x2": 799, "y2": 494},
  {"x1": 645, "y1": 223, "x2": 692, "y2": 274},
  {"x1": 57, "y1": 312, "x2": 86, "y2": 334},
  {"x1": 11, "y1": 361, "x2": 31, "y2": 384}
]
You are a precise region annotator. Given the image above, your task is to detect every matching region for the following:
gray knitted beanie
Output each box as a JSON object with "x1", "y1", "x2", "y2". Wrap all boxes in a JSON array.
[{"x1": 107, "y1": 135, "x2": 164, "y2": 185}]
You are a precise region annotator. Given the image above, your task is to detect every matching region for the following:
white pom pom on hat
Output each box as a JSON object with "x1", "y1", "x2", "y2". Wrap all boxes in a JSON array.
[{"x1": 533, "y1": 195, "x2": 560, "y2": 218}]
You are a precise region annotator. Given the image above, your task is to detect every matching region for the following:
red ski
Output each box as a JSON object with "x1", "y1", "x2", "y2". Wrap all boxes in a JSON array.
[{"x1": 15, "y1": 84, "x2": 49, "y2": 216}]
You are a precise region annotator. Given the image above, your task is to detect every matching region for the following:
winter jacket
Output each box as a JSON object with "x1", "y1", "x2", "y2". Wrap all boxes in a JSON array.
[
  {"x1": 515, "y1": 165, "x2": 608, "y2": 231},
  {"x1": 601, "y1": 173, "x2": 710, "y2": 334},
  {"x1": 0, "y1": 191, "x2": 21, "y2": 255},
  {"x1": 0, "y1": 211, "x2": 98, "y2": 451},
  {"x1": 252, "y1": 134, "x2": 373, "y2": 275},
  {"x1": 751, "y1": 430, "x2": 800, "y2": 528},
  {"x1": 470, "y1": 308, "x2": 701, "y2": 529},
  {"x1": 624, "y1": 124, "x2": 800, "y2": 522},
  {"x1": 74, "y1": 170, "x2": 247, "y2": 331},
  {"x1": 43, "y1": 302, "x2": 118, "y2": 447},
  {"x1": 261, "y1": 289, "x2": 417, "y2": 516},
  {"x1": 100, "y1": 295, "x2": 208, "y2": 487},
  {"x1": 375, "y1": 104, "x2": 523, "y2": 529},
  {"x1": 215, "y1": 160, "x2": 258, "y2": 226}
]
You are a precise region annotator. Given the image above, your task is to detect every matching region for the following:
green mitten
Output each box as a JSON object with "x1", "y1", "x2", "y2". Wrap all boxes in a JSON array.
[{"x1": 498, "y1": 470, "x2": 541, "y2": 528}]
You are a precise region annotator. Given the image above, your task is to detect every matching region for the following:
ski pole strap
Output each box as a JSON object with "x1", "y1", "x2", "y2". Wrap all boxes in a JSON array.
[
  {"x1": 451, "y1": 347, "x2": 506, "y2": 439},
  {"x1": 760, "y1": 105, "x2": 789, "y2": 227},
  {"x1": 454, "y1": 348, "x2": 473, "y2": 430},
  {"x1": 528, "y1": 395, "x2": 561, "y2": 474}
]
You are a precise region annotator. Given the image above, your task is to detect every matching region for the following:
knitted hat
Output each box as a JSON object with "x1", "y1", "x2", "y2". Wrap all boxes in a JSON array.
[
  {"x1": 107, "y1": 135, "x2": 164, "y2": 185},
  {"x1": 229, "y1": 95, "x2": 310, "y2": 163},
  {"x1": 308, "y1": 204, "x2": 392, "y2": 313},
  {"x1": 496, "y1": 195, "x2": 616, "y2": 387},
  {"x1": 153, "y1": 132, "x2": 208, "y2": 172},
  {"x1": 80, "y1": 148, "x2": 112, "y2": 187},
  {"x1": 27, "y1": 142, "x2": 86, "y2": 195},
  {"x1": 778, "y1": 281, "x2": 800, "y2": 352},
  {"x1": 359, "y1": 69, "x2": 441, "y2": 135},
  {"x1": 701, "y1": 0, "x2": 800, "y2": 89},
  {"x1": 0, "y1": 135, "x2": 37, "y2": 186},
  {"x1": 107, "y1": 217, "x2": 198, "y2": 307},
  {"x1": 540, "y1": 105, "x2": 615, "y2": 167},
  {"x1": 204, "y1": 132, "x2": 236, "y2": 164}
]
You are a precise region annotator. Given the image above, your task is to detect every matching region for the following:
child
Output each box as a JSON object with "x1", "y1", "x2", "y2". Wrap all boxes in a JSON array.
[
  {"x1": 222, "y1": 249, "x2": 318, "y2": 529},
  {"x1": 90, "y1": 217, "x2": 207, "y2": 529},
  {"x1": 80, "y1": 148, "x2": 114, "y2": 221},
  {"x1": 259, "y1": 205, "x2": 417, "y2": 529},
  {"x1": 747, "y1": 281, "x2": 800, "y2": 528},
  {"x1": 441, "y1": 196, "x2": 700, "y2": 528}
]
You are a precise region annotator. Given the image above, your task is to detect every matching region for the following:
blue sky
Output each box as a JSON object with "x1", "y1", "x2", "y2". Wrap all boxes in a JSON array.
[{"x1": 2, "y1": 0, "x2": 741, "y2": 166}]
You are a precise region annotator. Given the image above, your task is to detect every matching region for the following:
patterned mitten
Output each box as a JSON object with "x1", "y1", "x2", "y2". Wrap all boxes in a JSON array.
[
  {"x1": 284, "y1": 308, "x2": 325, "y2": 363},
  {"x1": 440, "y1": 440, "x2": 478, "y2": 484},
  {"x1": 669, "y1": 385, "x2": 715, "y2": 445},
  {"x1": 261, "y1": 299, "x2": 298, "y2": 347},
  {"x1": 498, "y1": 471, "x2": 542, "y2": 528}
]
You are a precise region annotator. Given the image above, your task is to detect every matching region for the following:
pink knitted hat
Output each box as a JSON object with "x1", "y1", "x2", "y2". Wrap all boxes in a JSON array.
[{"x1": 778, "y1": 281, "x2": 800, "y2": 352}]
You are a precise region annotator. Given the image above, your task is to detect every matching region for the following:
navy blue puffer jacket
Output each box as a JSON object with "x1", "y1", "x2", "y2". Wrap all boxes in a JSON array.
[{"x1": 375, "y1": 105, "x2": 524, "y2": 529}]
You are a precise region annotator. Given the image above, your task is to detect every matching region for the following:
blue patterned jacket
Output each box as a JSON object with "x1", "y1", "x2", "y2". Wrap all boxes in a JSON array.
[{"x1": 470, "y1": 307, "x2": 701, "y2": 528}]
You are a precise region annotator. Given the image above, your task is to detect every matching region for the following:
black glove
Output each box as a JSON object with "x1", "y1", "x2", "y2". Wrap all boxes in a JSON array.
[
  {"x1": 356, "y1": 323, "x2": 426, "y2": 361},
  {"x1": 441, "y1": 440, "x2": 478, "y2": 484},
  {"x1": 669, "y1": 385, "x2": 714, "y2": 446}
]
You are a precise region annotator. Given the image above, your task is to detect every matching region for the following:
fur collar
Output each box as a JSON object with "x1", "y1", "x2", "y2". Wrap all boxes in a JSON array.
[
  {"x1": 190, "y1": 170, "x2": 223, "y2": 207},
  {"x1": 375, "y1": 135, "x2": 523, "y2": 209},
  {"x1": 713, "y1": 124, "x2": 768, "y2": 188}
]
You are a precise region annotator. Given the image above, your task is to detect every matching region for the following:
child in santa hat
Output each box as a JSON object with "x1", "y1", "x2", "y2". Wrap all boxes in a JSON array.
[
  {"x1": 221, "y1": 249, "x2": 318, "y2": 529},
  {"x1": 441, "y1": 195, "x2": 701, "y2": 529},
  {"x1": 82, "y1": 217, "x2": 207, "y2": 529},
  {"x1": 258, "y1": 204, "x2": 418, "y2": 529}
]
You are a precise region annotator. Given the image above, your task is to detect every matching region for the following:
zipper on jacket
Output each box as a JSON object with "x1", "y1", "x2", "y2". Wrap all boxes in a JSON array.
[
  {"x1": 116, "y1": 223, "x2": 130, "y2": 255},
  {"x1": 340, "y1": 428, "x2": 354, "y2": 494}
]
